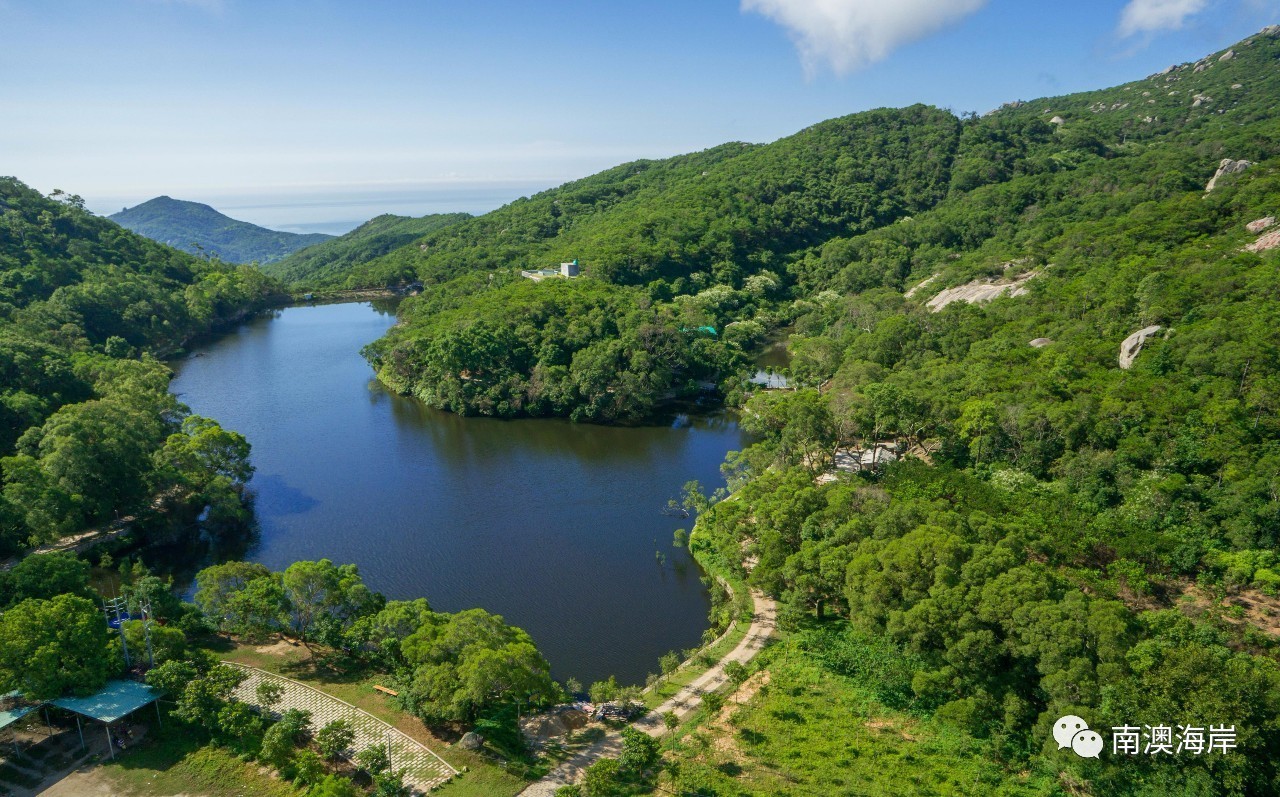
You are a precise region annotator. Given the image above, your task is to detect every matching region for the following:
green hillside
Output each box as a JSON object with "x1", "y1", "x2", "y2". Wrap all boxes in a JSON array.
[
  {"x1": 363, "y1": 29, "x2": 1280, "y2": 428},
  {"x1": 109, "y1": 196, "x2": 332, "y2": 264},
  {"x1": 261, "y1": 211, "x2": 471, "y2": 287},
  {"x1": 0, "y1": 179, "x2": 283, "y2": 555},
  {"x1": 359, "y1": 29, "x2": 1280, "y2": 795},
  {"x1": 347, "y1": 106, "x2": 966, "y2": 290}
]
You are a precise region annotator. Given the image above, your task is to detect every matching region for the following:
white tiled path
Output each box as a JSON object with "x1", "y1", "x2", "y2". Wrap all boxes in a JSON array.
[{"x1": 228, "y1": 663, "x2": 457, "y2": 794}]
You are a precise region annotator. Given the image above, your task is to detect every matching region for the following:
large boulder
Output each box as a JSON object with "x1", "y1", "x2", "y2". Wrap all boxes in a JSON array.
[
  {"x1": 1206, "y1": 159, "x2": 1252, "y2": 192},
  {"x1": 1246, "y1": 216, "x2": 1276, "y2": 234},
  {"x1": 925, "y1": 268, "x2": 1039, "y2": 312},
  {"x1": 1119, "y1": 326, "x2": 1163, "y2": 370},
  {"x1": 458, "y1": 732, "x2": 484, "y2": 750}
]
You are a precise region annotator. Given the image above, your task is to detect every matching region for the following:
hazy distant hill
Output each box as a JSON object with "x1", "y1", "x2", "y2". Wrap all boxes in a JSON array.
[
  {"x1": 262, "y1": 212, "x2": 471, "y2": 287},
  {"x1": 109, "y1": 196, "x2": 333, "y2": 264}
]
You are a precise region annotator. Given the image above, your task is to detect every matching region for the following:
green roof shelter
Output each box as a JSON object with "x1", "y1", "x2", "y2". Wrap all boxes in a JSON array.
[
  {"x1": 51, "y1": 680, "x2": 163, "y2": 759},
  {"x1": 0, "y1": 690, "x2": 45, "y2": 755}
]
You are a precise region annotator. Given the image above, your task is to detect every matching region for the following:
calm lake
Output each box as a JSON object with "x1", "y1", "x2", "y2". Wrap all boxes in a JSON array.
[{"x1": 169, "y1": 301, "x2": 749, "y2": 685}]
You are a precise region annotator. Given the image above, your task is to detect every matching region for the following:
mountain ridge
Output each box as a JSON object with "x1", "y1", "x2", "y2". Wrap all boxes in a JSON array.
[{"x1": 109, "y1": 195, "x2": 332, "y2": 265}]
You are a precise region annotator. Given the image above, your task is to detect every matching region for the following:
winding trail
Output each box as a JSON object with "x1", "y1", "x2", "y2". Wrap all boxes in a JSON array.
[{"x1": 518, "y1": 589, "x2": 777, "y2": 797}]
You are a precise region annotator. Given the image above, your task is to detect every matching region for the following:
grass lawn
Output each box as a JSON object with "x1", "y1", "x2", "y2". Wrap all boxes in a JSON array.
[
  {"x1": 98, "y1": 732, "x2": 299, "y2": 797},
  {"x1": 660, "y1": 645, "x2": 1063, "y2": 797},
  {"x1": 212, "y1": 639, "x2": 528, "y2": 797}
]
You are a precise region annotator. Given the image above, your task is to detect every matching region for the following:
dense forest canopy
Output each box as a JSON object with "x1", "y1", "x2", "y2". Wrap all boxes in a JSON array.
[
  {"x1": 359, "y1": 28, "x2": 1280, "y2": 431},
  {"x1": 0, "y1": 178, "x2": 283, "y2": 555},
  {"x1": 262, "y1": 211, "x2": 471, "y2": 288},
  {"x1": 662, "y1": 30, "x2": 1280, "y2": 797},
  {"x1": 110, "y1": 196, "x2": 332, "y2": 265}
]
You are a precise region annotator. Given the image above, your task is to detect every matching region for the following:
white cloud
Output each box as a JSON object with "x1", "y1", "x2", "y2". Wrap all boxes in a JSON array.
[
  {"x1": 741, "y1": 0, "x2": 989, "y2": 75},
  {"x1": 1117, "y1": 0, "x2": 1209, "y2": 37}
]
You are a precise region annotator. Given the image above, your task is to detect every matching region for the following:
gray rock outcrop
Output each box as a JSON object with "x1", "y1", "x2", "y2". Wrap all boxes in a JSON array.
[
  {"x1": 1206, "y1": 159, "x2": 1252, "y2": 192},
  {"x1": 459, "y1": 732, "x2": 484, "y2": 750},
  {"x1": 904, "y1": 274, "x2": 939, "y2": 299},
  {"x1": 1119, "y1": 326, "x2": 1163, "y2": 370},
  {"x1": 1029, "y1": 338, "x2": 1054, "y2": 348},
  {"x1": 925, "y1": 269, "x2": 1039, "y2": 312}
]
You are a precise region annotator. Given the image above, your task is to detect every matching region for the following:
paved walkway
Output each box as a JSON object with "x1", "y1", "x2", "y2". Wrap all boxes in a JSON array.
[
  {"x1": 228, "y1": 664, "x2": 457, "y2": 794},
  {"x1": 517, "y1": 589, "x2": 777, "y2": 796}
]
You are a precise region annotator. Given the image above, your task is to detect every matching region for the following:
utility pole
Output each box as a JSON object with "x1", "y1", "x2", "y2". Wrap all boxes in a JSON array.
[
  {"x1": 105, "y1": 597, "x2": 130, "y2": 668},
  {"x1": 139, "y1": 599, "x2": 156, "y2": 669}
]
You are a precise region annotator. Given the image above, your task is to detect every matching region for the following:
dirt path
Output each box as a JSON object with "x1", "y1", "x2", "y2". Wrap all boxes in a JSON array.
[{"x1": 518, "y1": 589, "x2": 777, "y2": 797}]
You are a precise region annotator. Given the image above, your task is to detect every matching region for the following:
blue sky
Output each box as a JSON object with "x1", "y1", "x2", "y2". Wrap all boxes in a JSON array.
[{"x1": 2, "y1": 0, "x2": 1278, "y2": 228}]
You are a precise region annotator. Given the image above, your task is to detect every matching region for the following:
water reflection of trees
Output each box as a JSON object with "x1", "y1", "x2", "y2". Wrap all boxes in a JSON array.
[{"x1": 367, "y1": 380, "x2": 746, "y2": 468}]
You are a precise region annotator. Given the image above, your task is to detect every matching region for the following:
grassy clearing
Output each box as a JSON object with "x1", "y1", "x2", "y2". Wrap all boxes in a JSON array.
[
  {"x1": 660, "y1": 642, "x2": 1062, "y2": 797},
  {"x1": 99, "y1": 732, "x2": 299, "y2": 797}
]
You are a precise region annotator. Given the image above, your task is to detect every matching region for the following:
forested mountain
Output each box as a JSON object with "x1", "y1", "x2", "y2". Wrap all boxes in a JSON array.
[
  {"x1": 0, "y1": 179, "x2": 284, "y2": 555},
  {"x1": 261, "y1": 211, "x2": 470, "y2": 287},
  {"x1": 344, "y1": 105, "x2": 965, "y2": 290},
  {"x1": 360, "y1": 28, "x2": 1280, "y2": 795},
  {"x1": 363, "y1": 28, "x2": 1280, "y2": 429},
  {"x1": 110, "y1": 196, "x2": 332, "y2": 264}
]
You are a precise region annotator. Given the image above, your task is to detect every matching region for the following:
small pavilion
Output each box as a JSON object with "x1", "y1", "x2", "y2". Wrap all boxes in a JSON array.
[
  {"x1": 1, "y1": 680, "x2": 164, "y2": 761},
  {"x1": 52, "y1": 680, "x2": 164, "y2": 759}
]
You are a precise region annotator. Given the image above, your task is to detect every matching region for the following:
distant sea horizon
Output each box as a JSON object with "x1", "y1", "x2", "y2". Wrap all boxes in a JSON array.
[{"x1": 88, "y1": 180, "x2": 563, "y2": 236}]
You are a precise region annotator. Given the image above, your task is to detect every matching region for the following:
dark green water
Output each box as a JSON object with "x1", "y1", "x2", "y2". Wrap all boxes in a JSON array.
[{"x1": 169, "y1": 301, "x2": 748, "y2": 684}]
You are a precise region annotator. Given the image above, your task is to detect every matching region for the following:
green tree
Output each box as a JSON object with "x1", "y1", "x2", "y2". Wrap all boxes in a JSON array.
[
  {"x1": 582, "y1": 757, "x2": 623, "y2": 797},
  {"x1": 701, "y1": 691, "x2": 724, "y2": 715},
  {"x1": 618, "y1": 725, "x2": 660, "y2": 775},
  {"x1": 400, "y1": 608, "x2": 558, "y2": 723},
  {"x1": 316, "y1": 718, "x2": 355, "y2": 760},
  {"x1": 1, "y1": 551, "x2": 91, "y2": 605},
  {"x1": 120, "y1": 619, "x2": 187, "y2": 666},
  {"x1": 724, "y1": 660, "x2": 748, "y2": 686},
  {"x1": 356, "y1": 743, "x2": 390, "y2": 776},
  {"x1": 659, "y1": 650, "x2": 680, "y2": 682},
  {"x1": 291, "y1": 750, "x2": 326, "y2": 789},
  {"x1": 193, "y1": 561, "x2": 273, "y2": 630},
  {"x1": 0, "y1": 594, "x2": 112, "y2": 699},
  {"x1": 256, "y1": 680, "x2": 285, "y2": 713}
]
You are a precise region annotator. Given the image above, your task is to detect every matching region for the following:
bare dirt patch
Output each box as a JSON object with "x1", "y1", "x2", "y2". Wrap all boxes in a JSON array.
[
  {"x1": 707, "y1": 670, "x2": 771, "y2": 758},
  {"x1": 1178, "y1": 583, "x2": 1280, "y2": 636},
  {"x1": 253, "y1": 638, "x2": 306, "y2": 657},
  {"x1": 864, "y1": 716, "x2": 917, "y2": 741}
]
